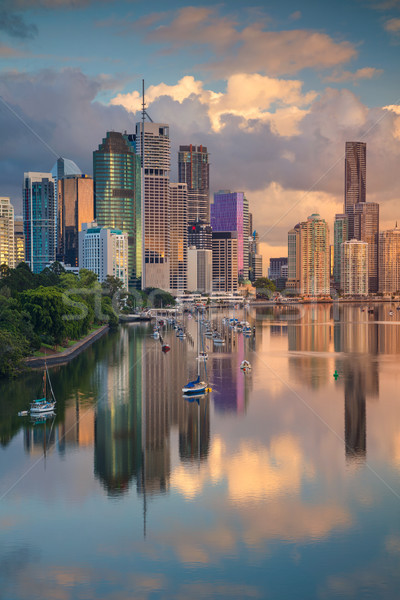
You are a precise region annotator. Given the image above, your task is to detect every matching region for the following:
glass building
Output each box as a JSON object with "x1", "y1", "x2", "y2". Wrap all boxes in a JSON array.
[
  {"x1": 23, "y1": 172, "x2": 56, "y2": 274},
  {"x1": 93, "y1": 132, "x2": 141, "y2": 289},
  {"x1": 211, "y1": 191, "x2": 245, "y2": 280},
  {"x1": 178, "y1": 145, "x2": 209, "y2": 223},
  {"x1": 345, "y1": 141, "x2": 366, "y2": 239},
  {"x1": 333, "y1": 214, "x2": 348, "y2": 288}
]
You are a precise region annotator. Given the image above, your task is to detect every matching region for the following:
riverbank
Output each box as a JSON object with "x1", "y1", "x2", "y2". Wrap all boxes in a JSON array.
[{"x1": 25, "y1": 325, "x2": 109, "y2": 368}]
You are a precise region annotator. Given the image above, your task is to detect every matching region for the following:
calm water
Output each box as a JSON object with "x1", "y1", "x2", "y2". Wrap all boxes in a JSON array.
[{"x1": 1, "y1": 304, "x2": 400, "y2": 599}]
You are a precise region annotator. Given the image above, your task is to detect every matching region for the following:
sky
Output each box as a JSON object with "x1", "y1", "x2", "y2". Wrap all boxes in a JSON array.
[{"x1": 0, "y1": 0, "x2": 400, "y2": 266}]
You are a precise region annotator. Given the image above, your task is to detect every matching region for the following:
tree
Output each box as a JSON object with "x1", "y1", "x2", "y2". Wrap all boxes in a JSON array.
[
  {"x1": 253, "y1": 277, "x2": 276, "y2": 299},
  {"x1": 101, "y1": 275, "x2": 124, "y2": 298}
]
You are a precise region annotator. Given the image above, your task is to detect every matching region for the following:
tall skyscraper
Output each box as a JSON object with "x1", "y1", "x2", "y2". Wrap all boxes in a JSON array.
[
  {"x1": 135, "y1": 122, "x2": 170, "y2": 290},
  {"x1": 353, "y1": 202, "x2": 379, "y2": 292},
  {"x1": 0, "y1": 197, "x2": 15, "y2": 268},
  {"x1": 242, "y1": 194, "x2": 250, "y2": 281},
  {"x1": 379, "y1": 226, "x2": 400, "y2": 294},
  {"x1": 299, "y1": 214, "x2": 330, "y2": 296},
  {"x1": 23, "y1": 172, "x2": 55, "y2": 274},
  {"x1": 57, "y1": 174, "x2": 94, "y2": 266},
  {"x1": 187, "y1": 247, "x2": 212, "y2": 293},
  {"x1": 178, "y1": 145, "x2": 210, "y2": 223},
  {"x1": 287, "y1": 224, "x2": 300, "y2": 293},
  {"x1": 169, "y1": 182, "x2": 188, "y2": 292},
  {"x1": 212, "y1": 231, "x2": 238, "y2": 292},
  {"x1": 211, "y1": 191, "x2": 246, "y2": 281},
  {"x1": 341, "y1": 239, "x2": 368, "y2": 296},
  {"x1": 333, "y1": 214, "x2": 348, "y2": 287},
  {"x1": 93, "y1": 131, "x2": 141, "y2": 289},
  {"x1": 345, "y1": 141, "x2": 366, "y2": 238}
]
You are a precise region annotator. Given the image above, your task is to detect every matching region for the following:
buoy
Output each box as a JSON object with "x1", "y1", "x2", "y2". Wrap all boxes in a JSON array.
[
  {"x1": 206, "y1": 387, "x2": 212, "y2": 392},
  {"x1": 333, "y1": 370, "x2": 339, "y2": 380}
]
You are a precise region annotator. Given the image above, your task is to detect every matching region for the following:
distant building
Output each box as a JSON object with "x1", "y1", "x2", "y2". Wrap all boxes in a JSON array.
[
  {"x1": 14, "y1": 217, "x2": 24, "y2": 266},
  {"x1": 287, "y1": 224, "x2": 300, "y2": 293},
  {"x1": 334, "y1": 214, "x2": 348, "y2": 287},
  {"x1": 212, "y1": 231, "x2": 238, "y2": 293},
  {"x1": 269, "y1": 257, "x2": 287, "y2": 281},
  {"x1": 0, "y1": 197, "x2": 15, "y2": 268},
  {"x1": 251, "y1": 253, "x2": 263, "y2": 282},
  {"x1": 341, "y1": 240, "x2": 368, "y2": 296},
  {"x1": 187, "y1": 220, "x2": 212, "y2": 250},
  {"x1": 211, "y1": 191, "x2": 247, "y2": 280},
  {"x1": 178, "y1": 144, "x2": 210, "y2": 223},
  {"x1": 169, "y1": 182, "x2": 188, "y2": 292},
  {"x1": 379, "y1": 226, "x2": 400, "y2": 294},
  {"x1": 57, "y1": 174, "x2": 94, "y2": 267},
  {"x1": 299, "y1": 214, "x2": 330, "y2": 296},
  {"x1": 23, "y1": 172, "x2": 56, "y2": 274},
  {"x1": 353, "y1": 202, "x2": 379, "y2": 293},
  {"x1": 79, "y1": 222, "x2": 128, "y2": 289},
  {"x1": 187, "y1": 247, "x2": 212, "y2": 293}
]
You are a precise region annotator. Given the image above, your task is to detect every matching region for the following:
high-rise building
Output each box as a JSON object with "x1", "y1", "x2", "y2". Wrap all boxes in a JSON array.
[
  {"x1": 379, "y1": 226, "x2": 400, "y2": 294},
  {"x1": 251, "y1": 253, "x2": 263, "y2": 281},
  {"x1": 341, "y1": 239, "x2": 368, "y2": 296},
  {"x1": 14, "y1": 217, "x2": 24, "y2": 266},
  {"x1": 187, "y1": 247, "x2": 212, "y2": 293},
  {"x1": 334, "y1": 214, "x2": 348, "y2": 287},
  {"x1": 178, "y1": 145, "x2": 209, "y2": 223},
  {"x1": 269, "y1": 257, "x2": 288, "y2": 281},
  {"x1": 169, "y1": 182, "x2": 188, "y2": 292},
  {"x1": 287, "y1": 224, "x2": 300, "y2": 293},
  {"x1": 0, "y1": 197, "x2": 15, "y2": 268},
  {"x1": 353, "y1": 202, "x2": 379, "y2": 292},
  {"x1": 187, "y1": 220, "x2": 212, "y2": 250},
  {"x1": 93, "y1": 131, "x2": 141, "y2": 290},
  {"x1": 242, "y1": 195, "x2": 250, "y2": 281},
  {"x1": 23, "y1": 172, "x2": 55, "y2": 274},
  {"x1": 345, "y1": 141, "x2": 366, "y2": 239},
  {"x1": 299, "y1": 214, "x2": 330, "y2": 296},
  {"x1": 135, "y1": 122, "x2": 170, "y2": 290},
  {"x1": 79, "y1": 222, "x2": 128, "y2": 289},
  {"x1": 212, "y1": 231, "x2": 238, "y2": 292},
  {"x1": 57, "y1": 174, "x2": 94, "y2": 267},
  {"x1": 211, "y1": 191, "x2": 246, "y2": 281}
]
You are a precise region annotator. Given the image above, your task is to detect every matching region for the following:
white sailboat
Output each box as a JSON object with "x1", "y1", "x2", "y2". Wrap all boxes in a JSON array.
[
  {"x1": 182, "y1": 312, "x2": 207, "y2": 395},
  {"x1": 30, "y1": 364, "x2": 56, "y2": 414}
]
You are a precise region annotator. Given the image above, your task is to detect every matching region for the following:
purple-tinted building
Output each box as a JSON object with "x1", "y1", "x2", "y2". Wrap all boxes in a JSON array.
[{"x1": 211, "y1": 191, "x2": 245, "y2": 278}]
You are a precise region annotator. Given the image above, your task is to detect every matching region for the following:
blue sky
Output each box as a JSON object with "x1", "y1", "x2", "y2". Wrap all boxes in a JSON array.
[{"x1": 1, "y1": 0, "x2": 400, "y2": 261}]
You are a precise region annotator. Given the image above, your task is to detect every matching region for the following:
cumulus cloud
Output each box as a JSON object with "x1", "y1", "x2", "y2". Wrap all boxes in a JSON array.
[{"x1": 384, "y1": 17, "x2": 400, "y2": 32}]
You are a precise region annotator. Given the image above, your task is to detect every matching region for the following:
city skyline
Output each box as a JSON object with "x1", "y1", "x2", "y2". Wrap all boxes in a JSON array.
[{"x1": 0, "y1": 1, "x2": 399, "y2": 269}]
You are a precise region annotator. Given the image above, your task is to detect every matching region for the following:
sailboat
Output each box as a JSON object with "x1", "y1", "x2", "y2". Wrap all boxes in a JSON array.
[
  {"x1": 30, "y1": 363, "x2": 56, "y2": 414},
  {"x1": 182, "y1": 311, "x2": 207, "y2": 395}
]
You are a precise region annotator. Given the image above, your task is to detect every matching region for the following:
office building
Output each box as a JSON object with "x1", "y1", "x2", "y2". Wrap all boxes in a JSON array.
[
  {"x1": 0, "y1": 197, "x2": 15, "y2": 268},
  {"x1": 299, "y1": 214, "x2": 330, "y2": 296},
  {"x1": 211, "y1": 191, "x2": 246, "y2": 281},
  {"x1": 23, "y1": 172, "x2": 55, "y2": 274},
  {"x1": 251, "y1": 253, "x2": 263, "y2": 282},
  {"x1": 341, "y1": 239, "x2": 368, "y2": 296},
  {"x1": 379, "y1": 226, "x2": 400, "y2": 294},
  {"x1": 187, "y1": 247, "x2": 212, "y2": 292},
  {"x1": 178, "y1": 145, "x2": 210, "y2": 223},
  {"x1": 14, "y1": 217, "x2": 24, "y2": 266},
  {"x1": 287, "y1": 224, "x2": 300, "y2": 293},
  {"x1": 169, "y1": 182, "x2": 188, "y2": 292},
  {"x1": 212, "y1": 231, "x2": 238, "y2": 292},
  {"x1": 93, "y1": 131, "x2": 141, "y2": 290},
  {"x1": 79, "y1": 222, "x2": 128, "y2": 289},
  {"x1": 345, "y1": 141, "x2": 366, "y2": 239},
  {"x1": 187, "y1": 220, "x2": 212, "y2": 250},
  {"x1": 353, "y1": 202, "x2": 379, "y2": 292},
  {"x1": 57, "y1": 174, "x2": 94, "y2": 267},
  {"x1": 135, "y1": 122, "x2": 170, "y2": 290},
  {"x1": 269, "y1": 257, "x2": 288, "y2": 281},
  {"x1": 334, "y1": 214, "x2": 348, "y2": 288}
]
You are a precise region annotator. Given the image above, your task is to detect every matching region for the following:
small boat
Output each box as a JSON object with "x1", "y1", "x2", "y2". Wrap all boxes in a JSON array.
[
  {"x1": 213, "y1": 336, "x2": 225, "y2": 345},
  {"x1": 153, "y1": 330, "x2": 160, "y2": 339},
  {"x1": 240, "y1": 360, "x2": 252, "y2": 372},
  {"x1": 389, "y1": 311, "x2": 394, "y2": 316},
  {"x1": 182, "y1": 374, "x2": 207, "y2": 395},
  {"x1": 161, "y1": 344, "x2": 170, "y2": 353},
  {"x1": 196, "y1": 352, "x2": 208, "y2": 361},
  {"x1": 30, "y1": 365, "x2": 56, "y2": 414},
  {"x1": 18, "y1": 410, "x2": 28, "y2": 417}
]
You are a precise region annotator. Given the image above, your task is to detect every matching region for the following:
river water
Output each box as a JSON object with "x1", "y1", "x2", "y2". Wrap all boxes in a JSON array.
[{"x1": 1, "y1": 304, "x2": 400, "y2": 599}]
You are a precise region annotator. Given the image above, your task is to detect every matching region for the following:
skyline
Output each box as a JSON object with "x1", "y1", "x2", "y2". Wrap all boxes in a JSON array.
[{"x1": 1, "y1": 0, "x2": 400, "y2": 268}]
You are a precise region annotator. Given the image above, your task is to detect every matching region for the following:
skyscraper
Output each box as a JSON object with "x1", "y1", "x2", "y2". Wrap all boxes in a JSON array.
[
  {"x1": 14, "y1": 217, "x2": 24, "y2": 266},
  {"x1": 212, "y1": 231, "x2": 238, "y2": 292},
  {"x1": 135, "y1": 122, "x2": 170, "y2": 290},
  {"x1": 169, "y1": 182, "x2": 188, "y2": 292},
  {"x1": 353, "y1": 202, "x2": 379, "y2": 292},
  {"x1": 0, "y1": 197, "x2": 15, "y2": 268},
  {"x1": 178, "y1": 145, "x2": 210, "y2": 223},
  {"x1": 211, "y1": 191, "x2": 245, "y2": 281},
  {"x1": 379, "y1": 226, "x2": 400, "y2": 294},
  {"x1": 299, "y1": 214, "x2": 330, "y2": 296},
  {"x1": 23, "y1": 172, "x2": 55, "y2": 274},
  {"x1": 79, "y1": 222, "x2": 128, "y2": 289},
  {"x1": 341, "y1": 239, "x2": 368, "y2": 296},
  {"x1": 187, "y1": 247, "x2": 212, "y2": 293},
  {"x1": 344, "y1": 141, "x2": 366, "y2": 239},
  {"x1": 287, "y1": 224, "x2": 300, "y2": 293},
  {"x1": 57, "y1": 174, "x2": 94, "y2": 266},
  {"x1": 187, "y1": 220, "x2": 212, "y2": 249},
  {"x1": 93, "y1": 131, "x2": 141, "y2": 289},
  {"x1": 333, "y1": 214, "x2": 348, "y2": 287}
]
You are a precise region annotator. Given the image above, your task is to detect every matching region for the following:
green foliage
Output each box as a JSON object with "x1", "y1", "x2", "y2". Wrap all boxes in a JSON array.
[
  {"x1": 0, "y1": 330, "x2": 29, "y2": 378},
  {"x1": 253, "y1": 277, "x2": 276, "y2": 298},
  {"x1": 102, "y1": 275, "x2": 124, "y2": 298},
  {"x1": 143, "y1": 287, "x2": 176, "y2": 308}
]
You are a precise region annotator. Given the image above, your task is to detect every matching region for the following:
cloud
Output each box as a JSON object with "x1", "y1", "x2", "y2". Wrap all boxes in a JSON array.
[
  {"x1": 385, "y1": 17, "x2": 400, "y2": 32},
  {"x1": 0, "y1": 11, "x2": 38, "y2": 38},
  {"x1": 289, "y1": 11, "x2": 302, "y2": 20},
  {"x1": 141, "y1": 6, "x2": 357, "y2": 77},
  {"x1": 324, "y1": 67, "x2": 383, "y2": 83},
  {"x1": 0, "y1": 44, "x2": 22, "y2": 57}
]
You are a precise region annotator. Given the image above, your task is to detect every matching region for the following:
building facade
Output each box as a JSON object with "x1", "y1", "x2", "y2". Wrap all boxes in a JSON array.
[
  {"x1": 211, "y1": 191, "x2": 245, "y2": 281},
  {"x1": 178, "y1": 145, "x2": 210, "y2": 223},
  {"x1": 341, "y1": 240, "x2": 368, "y2": 296},
  {"x1": 169, "y1": 182, "x2": 188, "y2": 292},
  {"x1": 299, "y1": 214, "x2": 330, "y2": 296},
  {"x1": 79, "y1": 222, "x2": 128, "y2": 289},
  {"x1": 287, "y1": 224, "x2": 300, "y2": 292},
  {"x1": 353, "y1": 202, "x2": 379, "y2": 293},
  {"x1": 187, "y1": 220, "x2": 212, "y2": 250},
  {"x1": 93, "y1": 131, "x2": 141, "y2": 290},
  {"x1": 334, "y1": 214, "x2": 348, "y2": 288},
  {"x1": 14, "y1": 217, "x2": 24, "y2": 266},
  {"x1": 212, "y1": 231, "x2": 238, "y2": 293},
  {"x1": 269, "y1": 257, "x2": 288, "y2": 281},
  {"x1": 0, "y1": 197, "x2": 15, "y2": 268},
  {"x1": 379, "y1": 226, "x2": 400, "y2": 294},
  {"x1": 187, "y1": 247, "x2": 212, "y2": 293},
  {"x1": 57, "y1": 174, "x2": 94, "y2": 267},
  {"x1": 23, "y1": 172, "x2": 56, "y2": 274},
  {"x1": 345, "y1": 141, "x2": 366, "y2": 239}
]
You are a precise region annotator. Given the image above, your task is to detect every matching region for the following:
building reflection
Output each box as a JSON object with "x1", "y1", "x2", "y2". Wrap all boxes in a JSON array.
[
  {"x1": 179, "y1": 397, "x2": 210, "y2": 463},
  {"x1": 24, "y1": 415, "x2": 57, "y2": 456}
]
